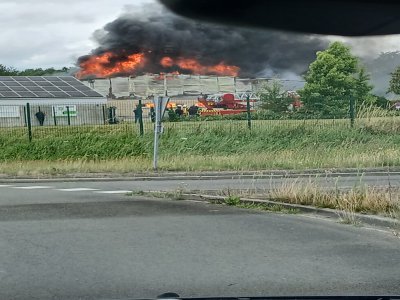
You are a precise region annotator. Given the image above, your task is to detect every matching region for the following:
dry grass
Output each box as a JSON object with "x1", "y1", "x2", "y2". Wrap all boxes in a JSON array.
[
  {"x1": 268, "y1": 179, "x2": 400, "y2": 221},
  {"x1": 3, "y1": 146, "x2": 400, "y2": 177}
]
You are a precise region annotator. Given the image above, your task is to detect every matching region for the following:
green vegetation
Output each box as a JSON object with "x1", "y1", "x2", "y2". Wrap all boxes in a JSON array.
[
  {"x1": 2, "y1": 113, "x2": 400, "y2": 175},
  {"x1": 388, "y1": 65, "x2": 400, "y2": 95},
  {"x1": 258, "y1": 80, "x2": 294, "y2": 112},
  {"x1": 0, "y1": 64, "x2": 69, "y2": 76},
  {"x1": 300, "y1": 41, "x2": 375, "y2": 117}
]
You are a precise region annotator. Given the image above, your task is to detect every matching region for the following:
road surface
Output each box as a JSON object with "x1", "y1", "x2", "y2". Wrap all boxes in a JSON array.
[
  {"x1": 0, "y1": 180, "x2": 399, "y2": 299},
  {"x1": 1, "y1": 173, "x2": 400, "y2": 195}
]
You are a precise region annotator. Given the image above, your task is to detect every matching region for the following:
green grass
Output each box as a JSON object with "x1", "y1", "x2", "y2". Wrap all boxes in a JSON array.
[{"x1": 3, "y1": 117, "x2": 400, "y2": 175}]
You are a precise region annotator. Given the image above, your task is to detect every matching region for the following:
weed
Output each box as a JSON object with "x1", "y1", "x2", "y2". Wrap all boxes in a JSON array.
[
  {"x1": 224, "y1": 195, "x2": 241, "y2": 206},
  {"x1": 130, "y1": 190, "x2": 145, "y2": 196}
]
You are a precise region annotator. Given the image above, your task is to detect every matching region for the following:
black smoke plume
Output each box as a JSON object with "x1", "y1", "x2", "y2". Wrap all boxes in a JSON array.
[{"x1": 77, "y1": 3, "x2": 328, "y2": 77}]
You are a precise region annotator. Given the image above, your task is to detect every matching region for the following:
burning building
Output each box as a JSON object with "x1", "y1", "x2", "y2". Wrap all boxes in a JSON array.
[{"x1": 75, "y1": 3, "x2": 327, "y2": 82}]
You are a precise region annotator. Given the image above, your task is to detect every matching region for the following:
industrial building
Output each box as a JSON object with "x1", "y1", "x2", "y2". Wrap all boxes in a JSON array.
[
  {"x1": 82, "y1": 74, "x2": 304, "y2": 99},
  {"x1": 0, "y1": 76, "x2": 106, "y2": 127}
]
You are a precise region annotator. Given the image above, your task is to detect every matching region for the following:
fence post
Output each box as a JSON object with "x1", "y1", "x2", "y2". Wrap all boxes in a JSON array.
[
  {"x1": 66, "y1": 106, "x2": 71, "y2": 126},
  {"x1": 52, "y1": 106, "x2": 57, "y2": 126},
  {"x1": 138, "y1": 99, "x2": 144, "y2": 136},
  {"x1": 23, "y1": 106, "x2": 27, "y2": 127},
  {"x1": 349, "y1": 96, "x2": 355, "y2": 128},
  {"x1": 102, "y1": 105, "x2": 106, "y2": 125},
  {"x1": 26, "y1": 103, "x2": 32, "y2": 142},
  {"x1": 246, "y1": 95, "x2": 251, "y2": 130}
]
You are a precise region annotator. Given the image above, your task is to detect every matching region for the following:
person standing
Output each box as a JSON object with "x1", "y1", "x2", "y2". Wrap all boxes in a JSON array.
[
  {"x1": 35, "y1": 110, "x2": 45, "y2": 126},
  {"x1": 133, "y1": 106, "x2": 139, "y2": 123},
  {"x1": 150, "y1": 107, "x2": 156, "y2": 123}
]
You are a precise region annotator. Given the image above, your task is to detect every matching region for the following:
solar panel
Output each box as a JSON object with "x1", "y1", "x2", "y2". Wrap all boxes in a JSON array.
[
  {"x1": 12, "y1": 76, "x2": 29, "y2": 81},
  {"x1": 0, "y1": 76, "x2": 104, "y2": 98},
  {"x1": 18, "y1": 91, "x2": 37, "y2": 97},
  {"x1": 77, "y1": 87, "x2": 92, "y2": 92},
  {"x1": 1, "y1": 91, "x2": 19, "y2": 97},
  {"x1": 35, "y1": 81, "x2": 53, "y2": 86},
  {"x1": 67, "y1": 91, "x2": 86, "y2": 97},
  {"x1": 60, "y1": 86, "x2": 78, "y2": 92},
  {"x1": 0, "y1": 77, "x2": 14, "y2": 81},
  {"x1": 51, "y1": 81, "x2": 70, "y2": 87},
  {"x1": 28, "y1": 77, "x2": 45, "y2": 82},
  {"x1": 34, "y1": 91, "x2": 54, "y2": 97},
  {"x1": 50, "y1": 91, "x2": 71, "y2": 97},
  {"x1": 43, "y1": 76, "x2": 62, "y2": 82},
  {"x1": 26, "y1": 86, "x2": 45, "y2": 92},
  {"x1": 62, "y1": 77, "x2": 79, "y2": 82},
  {"x1": 19, "y1": 81, "x2": 38, "y2": 86},
  {"x1": 12, "y1": 86, "x2": 29, "y2": 92},
  {"x1": 4, "y1": 81, "x2": 21, "y2": 86},
  {"x1": 44, "y1": 86, "x2": 61, "y2": 91}
]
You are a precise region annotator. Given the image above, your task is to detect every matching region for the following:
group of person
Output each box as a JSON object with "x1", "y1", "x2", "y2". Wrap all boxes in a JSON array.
[
  {"x1": 134, "y1": 103, "x2": 201, "y2": 123},
  {"x1": 173, "y1": 105, "x2": 200, "y2": 117}
]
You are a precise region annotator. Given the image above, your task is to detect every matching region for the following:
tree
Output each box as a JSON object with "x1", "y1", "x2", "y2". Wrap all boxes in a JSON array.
[
  {"x1": 388, "y1": 65, "x2": 400, "y2": 95},
  {"x1": 299, "y1": 41, "x2": 374, "y2": 116},
  {"x1": 0, "y1": 64, "x2": 19, "y2": 76},
  {"x1": 258, "y1": 80, "x2": 293, "y2": 112},
  {"x1": 355, "y1": 67, "x2": 376, "y2": 105},
  {"x1": 0, "y1": 64, "x2": 70, "y2": 76}
]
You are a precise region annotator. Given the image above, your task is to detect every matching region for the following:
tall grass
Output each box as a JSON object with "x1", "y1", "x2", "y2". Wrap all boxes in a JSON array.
[
  {"x1": 269, "y1": 179, "x2": 400, "y2": 219},
  {"x1": 2, "y1": 116, "x2": 400, "y2": 174}
]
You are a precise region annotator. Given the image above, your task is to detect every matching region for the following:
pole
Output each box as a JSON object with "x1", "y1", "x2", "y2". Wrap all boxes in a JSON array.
[
  {"x1": 52, "y1": 106, "x2": 57, "y2": 126},
  {"x1": 138, "y1": 99, "x2": 144, "y2": 136},
  {"x1": 246, "y1": 95, "x2": 251, "y2": 130},
  {"x1": 23, "y1": 106, "x2": 27, "y2": 127},
  {"x1": 26, "y1": 103, "x2": 32, "y2": 142},
  {"x1": 349, "y1": 96, "x2": 355, "y2": 128},
  {"x1": 66, "y1": 106, "x2": 71, "y2": 126},
  {"x1": 102, "y1": 105, "x2": 106, "y2": 125},
  {"x1": 153, "y1": 97, "x2": 161, "y2": 170}
]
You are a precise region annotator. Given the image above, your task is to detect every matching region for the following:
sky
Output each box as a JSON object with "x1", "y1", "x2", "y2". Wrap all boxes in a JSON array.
[{"x1": 2, "y1": 0, "x2": 400, "y2": 71}]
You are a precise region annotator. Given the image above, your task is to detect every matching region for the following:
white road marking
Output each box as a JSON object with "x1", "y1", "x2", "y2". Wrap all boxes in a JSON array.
[
  {"x1": 94, "y1": 190, "x2": 131, "y2": 194},
  {"x1": 56, "y1": 188, "x2": 99, "y2": 192},
  {"x1": 12, "y1": 186, "x2": 53, "y2": 189},
  {"x1": 0, "y1": 185, "x2": 14, "y2": 187}
]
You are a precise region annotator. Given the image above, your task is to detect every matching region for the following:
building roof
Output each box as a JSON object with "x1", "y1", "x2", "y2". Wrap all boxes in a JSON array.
[{"x1": 0, "y1": 76, "x2": 103, "y2": 99}]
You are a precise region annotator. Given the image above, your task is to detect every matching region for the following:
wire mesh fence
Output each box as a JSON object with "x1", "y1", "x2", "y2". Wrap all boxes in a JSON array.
[{"x1": 0, "y1": 99, "x2": 357, "y2": 141}]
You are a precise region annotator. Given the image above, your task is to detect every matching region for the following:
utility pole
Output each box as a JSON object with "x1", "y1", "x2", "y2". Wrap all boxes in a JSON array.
[{"x1": 152, "y1": 95, "x2": 169, "y2": 170}]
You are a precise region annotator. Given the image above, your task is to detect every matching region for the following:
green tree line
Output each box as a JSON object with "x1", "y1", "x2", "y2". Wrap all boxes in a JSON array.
[
  {"x1": 0, "y1": 64, "x2": 69, "y2": 76},
  {"x1": 259, "y1": 41, "x2": 400, "y2": 117}
]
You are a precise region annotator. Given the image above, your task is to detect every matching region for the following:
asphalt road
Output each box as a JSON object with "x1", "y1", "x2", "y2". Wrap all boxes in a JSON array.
[
  {"x1": 2, "y1": 173, "x2": 400, "y2": 194},
  {"x1": 0, "y1": 181, "x2": 399, "y2": 299}
]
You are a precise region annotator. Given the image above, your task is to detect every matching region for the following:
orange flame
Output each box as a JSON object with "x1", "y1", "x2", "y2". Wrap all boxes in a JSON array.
[
  {"x1": 160, "y1": 56, "x2": 239, "y2": 76},
  {"x1": 76, "y1": 52, "x2": 145, "y2": 78}
]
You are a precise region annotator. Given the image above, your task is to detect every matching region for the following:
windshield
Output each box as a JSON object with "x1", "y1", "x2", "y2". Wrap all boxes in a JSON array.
[{"x1": 0, "y1": 1, "x2": 399, "y2": 299}]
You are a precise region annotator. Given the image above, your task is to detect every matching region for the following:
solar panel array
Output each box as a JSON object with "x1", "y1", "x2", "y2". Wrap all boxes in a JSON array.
[{"x1": 0, "y1": 76, "x2": 103, "y2": 98}]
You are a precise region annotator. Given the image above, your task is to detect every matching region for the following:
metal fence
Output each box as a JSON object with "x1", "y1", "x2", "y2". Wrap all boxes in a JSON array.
[{"x1": 0, "y1": 100, "x2": 356, "y2": 142}]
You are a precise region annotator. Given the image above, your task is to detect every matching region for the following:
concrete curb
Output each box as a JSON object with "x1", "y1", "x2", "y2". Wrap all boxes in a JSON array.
[
  {"x1": 2, "y1": 167, "x2": 400, "y2": 183},
  {"x1": 143, "y1": 191, "x2": 400, "y2": 230}
]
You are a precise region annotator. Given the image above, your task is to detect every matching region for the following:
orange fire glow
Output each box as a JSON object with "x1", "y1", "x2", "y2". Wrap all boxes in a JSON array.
[
  {"x1": 160, "y1": 56, "x2": 239, "y2": 76},
  {"x1": 76, "y1": 52, "x2": 145, "y2": 78},
  {"x1": 77, "y1": 52, "x2": 240, "y2": 78}
]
